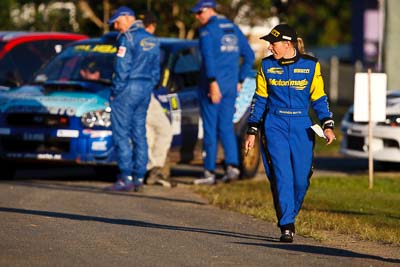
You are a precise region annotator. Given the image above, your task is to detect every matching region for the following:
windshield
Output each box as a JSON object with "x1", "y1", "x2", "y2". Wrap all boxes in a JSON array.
[
  {"x1": 0, "y1": 42, "x2": 19, "y2": 88},
  {"x1": 34, "y1": 41, "x2": 168, "y2": 87},
  {"x1": 34, "y1": 43, "x2": 116, "y2": 84}
]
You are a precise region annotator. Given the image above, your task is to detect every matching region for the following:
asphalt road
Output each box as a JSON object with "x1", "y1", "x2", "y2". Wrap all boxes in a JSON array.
[{"x1": 0, "y1": 157, "x2": 399, "y2": 267}]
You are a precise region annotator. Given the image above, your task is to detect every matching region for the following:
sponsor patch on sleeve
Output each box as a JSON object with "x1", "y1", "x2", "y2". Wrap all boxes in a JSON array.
[{"x1": 117, "y1": 46, "x2": 127, "y2": 58}]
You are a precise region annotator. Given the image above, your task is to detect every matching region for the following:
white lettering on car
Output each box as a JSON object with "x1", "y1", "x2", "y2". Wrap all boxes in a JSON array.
[
  {"x1": 7, "y1": 105, "x2": 77, "y2": 116},
  {"x1": 0, "y1": 128, "x2": 11, "y2": 135},
  {"x1": 23, "y1": 133, "x2": 45, "y2": 141},
  {"x1": 57, "y1": 130, "x2": 79, "y2": 138},
  {"x1": 37, "y1": 154, "x2": 62, "y2": 160},
  {"x1": 91, "y1": 141, "x2": 108, "y2": 151}
]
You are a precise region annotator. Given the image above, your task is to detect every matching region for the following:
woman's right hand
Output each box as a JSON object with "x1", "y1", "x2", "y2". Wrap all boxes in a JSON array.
[{"x1": 245, "y1": 134, "x2": 256, "y2": 154}]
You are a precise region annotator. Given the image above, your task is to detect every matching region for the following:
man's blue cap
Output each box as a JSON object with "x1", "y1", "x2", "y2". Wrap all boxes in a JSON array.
[
  {"x1": 191, "y1": 0, "x2": 216, "y2": 13},
  {"x1": 108, "y1": 6, "x2": 135, "y2": 25}
]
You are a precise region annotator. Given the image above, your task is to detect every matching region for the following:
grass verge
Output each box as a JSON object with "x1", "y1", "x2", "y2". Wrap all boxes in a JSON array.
[{"x1": 194, "y1": 175, "x2": 400, "y2": 245}]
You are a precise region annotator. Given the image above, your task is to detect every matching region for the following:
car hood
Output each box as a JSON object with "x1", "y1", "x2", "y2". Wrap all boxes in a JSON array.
[
  {"x1": 0, "y1": 84, "x2": 110, "y2": 117},
  {"x1": 386, "y1": 96, "x2": 400, "y2": 115},
  {"x1": 346, "y1": 92, "x2": 400, "y2": 116}
]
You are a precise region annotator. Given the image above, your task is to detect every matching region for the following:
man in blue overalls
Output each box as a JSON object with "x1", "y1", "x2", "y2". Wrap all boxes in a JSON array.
[
  {"x1": 191, "y1": 0, "x2": 255, "y2": 185},
  {"x1": 105, "y1": 6, "x2": 160, "y2": 192}
]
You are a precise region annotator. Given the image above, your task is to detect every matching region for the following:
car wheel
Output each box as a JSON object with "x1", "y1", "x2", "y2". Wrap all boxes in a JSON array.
[{"x1": 238, "y1": 132, "x2": 261, "y2": 179}]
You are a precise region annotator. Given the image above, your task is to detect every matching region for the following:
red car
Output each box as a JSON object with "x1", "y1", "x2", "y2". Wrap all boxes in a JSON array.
[{"x1": 0, "y1": 31, "x2": 87, "y2": 89}]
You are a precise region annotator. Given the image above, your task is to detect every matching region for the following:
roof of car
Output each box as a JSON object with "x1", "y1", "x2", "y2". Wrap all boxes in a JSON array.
[
  {"x1": 0, "y1": 31, "x2": 88, "y2": 61},
  {"x1": 72, "y1": 31, "x2": 198, "y2": 52},
  {"x1": 0, "y1": 31, "x2": 88, "y2": 42}
]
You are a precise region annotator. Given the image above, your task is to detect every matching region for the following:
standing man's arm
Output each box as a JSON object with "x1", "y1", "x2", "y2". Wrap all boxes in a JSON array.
[
  {"x1": 112, "y1": 35, "x2": 133, "y2": 96},
  {"x1": 199, "y1": 27, "x2": 222, "y2": 104},
  {"x1": 237, "y1": 26, "x2": 255, "y2": 91},
  {"x1": 150, "y1": 37, "x2": 161, "y2": 89}
]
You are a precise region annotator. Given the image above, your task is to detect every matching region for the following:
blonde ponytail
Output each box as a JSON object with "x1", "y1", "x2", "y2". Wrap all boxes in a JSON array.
[{"x1": 296, "y1": 37, "x2": 306, "y2": 54}]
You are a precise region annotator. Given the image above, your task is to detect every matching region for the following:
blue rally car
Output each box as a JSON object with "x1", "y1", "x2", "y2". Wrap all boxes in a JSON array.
[{"x1": 0, "y1": 32, "x2": 260, "y2": 179}]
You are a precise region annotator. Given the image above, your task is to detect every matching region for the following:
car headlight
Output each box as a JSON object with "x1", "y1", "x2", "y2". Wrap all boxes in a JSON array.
[{"x1": 81, "y1": 107, "x2": 111, "y2": 128}]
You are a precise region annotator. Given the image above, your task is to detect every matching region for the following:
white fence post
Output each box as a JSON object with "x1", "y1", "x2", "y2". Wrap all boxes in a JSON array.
[{"x1": 329, "y1": 56, "x2": 339, "y2": 103}]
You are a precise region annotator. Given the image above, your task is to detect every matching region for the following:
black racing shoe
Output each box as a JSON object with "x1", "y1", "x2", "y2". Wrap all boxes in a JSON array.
[{"x1": 280, "y1": 229, "x2": 294, "y2": 243}]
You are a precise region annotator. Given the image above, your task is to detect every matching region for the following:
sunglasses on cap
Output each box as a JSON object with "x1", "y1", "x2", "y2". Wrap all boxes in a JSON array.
[{"x1": 196, "y1": 8, "x2": 208, "y2": 15}]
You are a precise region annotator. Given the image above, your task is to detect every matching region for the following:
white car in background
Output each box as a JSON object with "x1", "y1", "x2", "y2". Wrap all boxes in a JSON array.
[{"x1": 340, "y1": 90, "x2": 400, "y2": 163}]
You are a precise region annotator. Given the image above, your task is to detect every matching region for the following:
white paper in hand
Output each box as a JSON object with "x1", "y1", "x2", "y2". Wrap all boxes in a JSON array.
[{"x1": 311, "y1": 124, "x2": 327, "y2": 139}]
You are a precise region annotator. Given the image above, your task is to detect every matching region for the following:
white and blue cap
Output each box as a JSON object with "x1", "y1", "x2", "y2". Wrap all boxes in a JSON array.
[
  {"x1": 108, "y1": 6, "x2": 135, "y2": 25},
  {"x1": 191, "y1": 0, "x2": 217, "y2": 13}
]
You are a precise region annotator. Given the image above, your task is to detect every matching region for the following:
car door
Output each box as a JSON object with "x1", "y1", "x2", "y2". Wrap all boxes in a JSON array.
[{"x1": 156, "y1": 46, "x2": 201, "y2": 162}]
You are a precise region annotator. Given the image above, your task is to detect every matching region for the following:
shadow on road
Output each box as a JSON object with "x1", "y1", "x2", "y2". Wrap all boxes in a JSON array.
[
  {"x1": 0, "y1": 206, "x2": 276, "y2": 243},
  {"x1": 1, "y1": 206, "x2": 398, "y2": 264},
  {"x1": 1, "y1": 180, "x2": 205, "y2": 206},
  {"x1": 235, "y1": 242, "x2": 400, "y2": 264}
]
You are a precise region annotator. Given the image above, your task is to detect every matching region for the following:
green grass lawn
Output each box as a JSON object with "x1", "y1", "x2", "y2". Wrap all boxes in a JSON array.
[{"x1": 194, "y1": 175, "x2": 400, "y2": 245}]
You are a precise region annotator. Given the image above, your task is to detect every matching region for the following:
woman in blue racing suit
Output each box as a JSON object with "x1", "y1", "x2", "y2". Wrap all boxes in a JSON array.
[{"x1": 245, "y1": 24, "x2": 336, "y2": 243}]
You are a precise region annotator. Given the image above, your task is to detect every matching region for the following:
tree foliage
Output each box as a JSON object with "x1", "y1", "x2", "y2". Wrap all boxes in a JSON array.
[
  {"x1": 0, "y1": 0, "x2": 351, "y2": 47},
  {"x1": 281, "y1": 0, "x2": 351, "y2": 47},
  {"x1": 0, "y1": 0, "x2": 273, "y2": 38},
  {"x1": 0, "y1": 0, "x2": 15, "y2": 30}
]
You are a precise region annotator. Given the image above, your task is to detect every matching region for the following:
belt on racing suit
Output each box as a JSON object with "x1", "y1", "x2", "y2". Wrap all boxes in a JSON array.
[{"x1": 268, "y1": 106, "x2": 309, "y2": 117}]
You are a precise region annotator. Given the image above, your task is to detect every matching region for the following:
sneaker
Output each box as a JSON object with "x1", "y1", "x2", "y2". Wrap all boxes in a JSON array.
[
  {"x1": 104, "y1": 178, "x2": 134, "y2": 191},
  {"x1": 280, "y1": 230, "x2": 295, "y2": 243},
  {"x1": 221, "y1": 165, "x2": 240, "y2": 183},
  {"x1": 146, "y1": 167, "x2": 161, "y2": 185},
  {"x1": 194, "y1": 170, "x2": 216, "y2": 185},
  {"x1": 155, "y1": 174, "x2": 178, "y2": 188},
  {"x1": 133, "y1": 178, "x2": 144, "y2": 192}
]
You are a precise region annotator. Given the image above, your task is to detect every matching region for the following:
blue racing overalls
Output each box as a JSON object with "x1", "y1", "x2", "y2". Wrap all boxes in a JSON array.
[
  {"x1": 111, "y1": 21, "x2": 160, "y2": 179},
  {"x1": 198, "y1": 15, "x2": 255, "y2": 172},
  {"x1": 248, "y1": 52, "x2": 332, "y2": 231}
]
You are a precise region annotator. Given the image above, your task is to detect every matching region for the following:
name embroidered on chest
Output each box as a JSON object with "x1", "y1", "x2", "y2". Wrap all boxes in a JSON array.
[
  {"x1": 279, "y1": 110, "x2": 303, "y2": 115},
  {"x1": 268, "y1": 78, "x2": 309, "y2": 90}
]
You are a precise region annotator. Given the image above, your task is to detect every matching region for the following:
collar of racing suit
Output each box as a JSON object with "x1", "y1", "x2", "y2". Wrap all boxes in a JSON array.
[
  {"x1": 129, "y1": 20, "x2": 145, "y2": 31},
  {"x1": 117, "y1": 20, "x2": 145, "y2": 40},
  {"x1": 277, "y1": 48, "x2": 300, "y2": 66}
]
